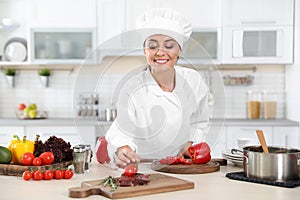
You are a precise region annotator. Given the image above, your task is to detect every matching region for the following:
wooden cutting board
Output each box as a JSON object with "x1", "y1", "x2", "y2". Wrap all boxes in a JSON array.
[
  {"x1": 151, "y1": 161, "x2": 220, "y2": 174},
  {"x1": 0, "y1": 161, "x2": 72, "y2": 177},
  {"x1": 68, "y1": 173, "x2": 194, "y2": 199}
]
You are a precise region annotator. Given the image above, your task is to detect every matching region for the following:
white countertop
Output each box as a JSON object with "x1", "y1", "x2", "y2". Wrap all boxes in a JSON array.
[
  {"x1": 1, "y1": 159, "x2": 299, "y2": 200},
  {"x1": 0, "y1": 118, "x2": 298, "y2": 126}
]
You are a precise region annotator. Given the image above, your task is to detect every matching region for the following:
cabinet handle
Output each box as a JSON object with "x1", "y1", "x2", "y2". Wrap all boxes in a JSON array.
[
  {"x1": 239, "y1": 128, "x2": 259, "y2": 132},
  {"x1": 241, "y1": 20, "x2": 276, "y2": 25}
]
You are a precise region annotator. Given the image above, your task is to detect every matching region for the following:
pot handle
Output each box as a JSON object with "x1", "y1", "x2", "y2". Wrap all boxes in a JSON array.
[
  {"x1": 244, "y1": 155, "x2": 249, "y2": 165},
  {"x1": 231, "y1": 148, "x2": 243, "y2": 155}
]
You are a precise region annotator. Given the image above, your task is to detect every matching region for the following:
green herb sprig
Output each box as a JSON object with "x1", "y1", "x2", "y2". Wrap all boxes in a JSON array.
[{"x1": 100, "y1": 176, "x2": 118, "y2": 192}]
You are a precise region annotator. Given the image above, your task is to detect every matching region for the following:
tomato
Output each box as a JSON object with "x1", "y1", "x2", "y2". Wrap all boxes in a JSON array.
[
  {"x1": 64, "y1": 170, "x2": 74, "y2": 179},
  {"x1": 54, "y1": 170, "x2": 63, "y2": 180},
  {"x1": 188, "y1": 142, "x2": 211, "y2": 164},
  {"x1": 22, "y1": 170, "x2": 32, "y2": 181},
  {"x1": 33, "y1": 171, "x2": 43, "y2": 181},
  {"x1": 39, "y1": 152, "x2": 54, "y2": 165},
  {"x1": 43, "y1": 170, "x2": 54, "y2": 180},
  {"x1": 124, "y1": 164, "x2": 138, "y2": 176},
  {"x1": 32, "y1": 157, "x2": 42, "y2": 166},
  {"x1": 21, "y1": 152, "x2": 35, "y2": 166}
]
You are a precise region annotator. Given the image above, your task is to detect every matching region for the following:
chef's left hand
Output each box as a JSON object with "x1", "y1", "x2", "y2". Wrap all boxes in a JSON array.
[{"x1": 177, "y1": 141, "x2": 193, "y2": 158}]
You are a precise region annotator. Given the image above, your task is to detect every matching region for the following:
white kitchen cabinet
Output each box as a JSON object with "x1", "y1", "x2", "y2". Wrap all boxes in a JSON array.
[
  {"x1": 0, "y1": 126, "x2": 25, "y2": 147},
  {"x1": 96, "y1": 0, "x2": 126, "y2": 46},
  {"x1": 125, "y1": 0, "x2": 154, "y2": 31},
  {"x1": 155, "y1": 0, "x2": 222, "y2": 28},
  {"x1": 221, "y1": 0, "x2": 294, "y2": 64},
  {"x1": 25, "y1": 126, "x2": 96, "y2": 149},
  {"x1": 29, "y1": 28, "x2": 96, "y2": 64},
  {"x1": 27, "y1": 0, "x2": 96, "y2": 28},
  {"x1": 272, "y1": 126, "x2": 299, "y2": 148},
  {"x1": 226, "y1": 126, "x2": 272, "y2": 149},
  {"x1": 207, "y1": 125, "x2": 226, "y2": 158},
  {"x1": 222, "y1": 0, "x2": 294, "y2": 26},
  {"x1": 125, "y1": 0, "x2": 222, "y2": 30}
]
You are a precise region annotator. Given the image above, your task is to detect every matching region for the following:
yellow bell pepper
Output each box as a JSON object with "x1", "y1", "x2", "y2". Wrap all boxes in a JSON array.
[
  {"x1": 11, "y1": 136, "x2": 34, "y2": 164},
  {"x1": 8, "y1": 135, "x2": 21, "y2": 151}
]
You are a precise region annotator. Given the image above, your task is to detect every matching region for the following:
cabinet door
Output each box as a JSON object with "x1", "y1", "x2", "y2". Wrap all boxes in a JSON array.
[
  {"x1": 206, "y1": 125, "x2": 226, "y2": 158},
  {"x1": 0, "y1": 126, "x2": 25, "y2": 147},
  {"x1": 97, "y1": 0, "x2": 126, "y2": 46},
  {"x1": 155, "y1": 0, "x2": 222, "y2": 27},
  {"x1": 125, "y1": 0, "x2": 154, "y2": 31},
  {"x1": 272, "y1": 126, "x2": 299, "y2": 148},
  {"x1": 25, "y1": 126, "x2": 96, "y2": 148},
  {"x1": 223, "y1": 0, "x2": 294, "y2": 26},
  {"x1": 25, "y1": 126, "x2": 83, "y2": 147},
  {"x1": 226, "y1": 126, "x2": 272, "y2": 149},
  {"x1": 28, "y1": 0, "x2": 96, "y2": 28}
]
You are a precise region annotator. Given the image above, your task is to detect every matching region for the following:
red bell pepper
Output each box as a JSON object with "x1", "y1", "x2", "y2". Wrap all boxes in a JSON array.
[{"x1": 188, "y1": 142, "x2": 211, "y2": 164}]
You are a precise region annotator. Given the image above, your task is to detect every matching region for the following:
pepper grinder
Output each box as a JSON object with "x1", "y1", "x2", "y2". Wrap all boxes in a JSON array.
[{"x1": 73, "y1": 145, "x2": 86, "y2": 174}]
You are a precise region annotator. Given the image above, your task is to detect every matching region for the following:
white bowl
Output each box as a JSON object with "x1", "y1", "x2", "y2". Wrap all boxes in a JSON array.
[{"x1": 237, "y1": 138, "x2": 253, "y2": 150}]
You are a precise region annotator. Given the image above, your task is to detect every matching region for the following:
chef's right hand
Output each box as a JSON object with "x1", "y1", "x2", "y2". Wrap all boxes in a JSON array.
[{"x1": 114, "y1": 145, "x2": 140, "y2": 168}]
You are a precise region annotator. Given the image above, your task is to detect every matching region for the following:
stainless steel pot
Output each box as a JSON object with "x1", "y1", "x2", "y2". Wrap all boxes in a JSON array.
[{"x1": 243, "y1": 145, "x2": 300, "y2": 182}]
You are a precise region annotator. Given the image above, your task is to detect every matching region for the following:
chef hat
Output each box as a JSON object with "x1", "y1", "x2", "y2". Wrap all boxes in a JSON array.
[{"x1": 136, "y1": 8, "x2": 192, "y2": 48}]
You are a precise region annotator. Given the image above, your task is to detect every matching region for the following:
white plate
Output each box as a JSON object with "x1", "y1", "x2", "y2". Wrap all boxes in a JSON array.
[
  {"x1": 228, "y1": 159, "x2": 243, "y2": 167},
  {"x1": 222, "y1": 154, "x2": 243, "y2": 162},
  {"x1": 222, "y1": 150, "x2": 243, "y2": 159},
  {"x1": 4, "y1": 37, "x2": 27, "y2": 62}
]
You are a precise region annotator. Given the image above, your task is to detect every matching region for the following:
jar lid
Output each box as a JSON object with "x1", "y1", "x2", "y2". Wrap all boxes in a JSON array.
[
  {"x1": 84, "y1": 144, "x2": 91, "y2": 150},
  {"x1": 73, "y1": 145, "x2": 86, "y2": 152}
]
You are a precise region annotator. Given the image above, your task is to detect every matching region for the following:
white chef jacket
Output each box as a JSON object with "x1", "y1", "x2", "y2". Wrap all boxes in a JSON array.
[{"x1": 105, "y1": 65, "x2": 209, "y2": 160}]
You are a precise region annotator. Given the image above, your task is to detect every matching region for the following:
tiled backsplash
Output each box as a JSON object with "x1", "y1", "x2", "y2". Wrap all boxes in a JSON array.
[
  {"x1": 0, "y1": 61, "x2": 285, "y2": 119},
  {"x1": 219, "y1": 65, "x2": 285, "y2": 119}
]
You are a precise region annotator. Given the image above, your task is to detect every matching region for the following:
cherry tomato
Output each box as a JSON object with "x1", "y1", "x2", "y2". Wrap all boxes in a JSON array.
[
  {"x1": 22, "y1": 170, "x2": 32, "y2": 181},
  {"x1": 33, "y1": 171, "x2": 43, "y2": 181},
  {"x1": 39, "y1": 152, "x2": 54, "y2": 165},
  {"x1": 31, "y1": 170, "x2": 36, "y2": 177},
  {"x1": 21, "y1": 152, "x2": 35, "y2": 166},
  {"x1": 124, "y1": 164, "x2": 138, "y2": 176},
  {"x1": 64, "y1": 170, "x2": 74, "y2": 179},
  {"x1": 43, "y1": 170, "x2": 54, "y2": 180},
  {"x1": 32, "y1": 157, "x2": 42, "y2": 166},
  {"x1": 54, "y1": 170, "x2": 63, "y2": 180}
]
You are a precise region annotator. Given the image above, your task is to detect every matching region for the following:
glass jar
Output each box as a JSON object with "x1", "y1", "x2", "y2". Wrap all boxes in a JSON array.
[
  {"x1": 263, "y1": 91, "x2": 277, "y2": 119},
  {"x1": 246, "y1": 90, "x2": 261, "y2": 119},
  {"x1": 73, "y1": 145, "x2": 86, "y2": 174}
]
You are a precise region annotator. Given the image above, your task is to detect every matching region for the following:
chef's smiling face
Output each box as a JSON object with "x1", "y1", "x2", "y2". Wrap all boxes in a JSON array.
[{"x1": 144, "y1": 34, "x2": 181, "y2": 71}]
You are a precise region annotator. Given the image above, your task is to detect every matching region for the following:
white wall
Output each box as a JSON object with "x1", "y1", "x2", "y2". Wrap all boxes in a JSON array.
[
  {"x1": 286, "y1": 0, "x2": 300, "y2": 122},
  {"x1": 0, "y1": 59, "x2": 286, "y2": 120}
]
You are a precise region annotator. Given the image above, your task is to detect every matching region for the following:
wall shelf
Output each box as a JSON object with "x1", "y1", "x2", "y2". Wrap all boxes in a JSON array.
[{"x1": 0, "y1": 65, "x2": 76, "y2": 73}]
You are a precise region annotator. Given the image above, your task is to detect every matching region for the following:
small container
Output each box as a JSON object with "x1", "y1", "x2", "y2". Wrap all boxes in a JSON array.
[
  {"x1": 84, "y1": 145, "x2": 93, "y2": 171},
  {"x1": 246, "y1": 90, "x2": 261, "y2": 119},
  {"x1": 73, "y1": 145, "x2": 86, "y2": 174},
  {"x1": 262, "y1": 91, "x2": 277, "y2": 119},
  {"x1": 105, "y1": 107, "x2": 117, "y2": 121}
]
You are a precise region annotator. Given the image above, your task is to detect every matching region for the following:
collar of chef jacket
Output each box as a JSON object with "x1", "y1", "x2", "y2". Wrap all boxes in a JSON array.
[{"x1": 144, "y1": 66, "x2": 186, "y2": 109}]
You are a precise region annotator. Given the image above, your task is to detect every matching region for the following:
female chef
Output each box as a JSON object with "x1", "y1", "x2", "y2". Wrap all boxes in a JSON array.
[{"x1": 95, "y1": 8, "x2": 210, "y2": 168}]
